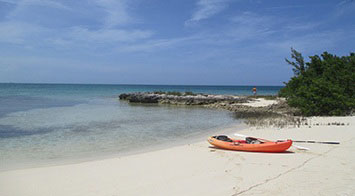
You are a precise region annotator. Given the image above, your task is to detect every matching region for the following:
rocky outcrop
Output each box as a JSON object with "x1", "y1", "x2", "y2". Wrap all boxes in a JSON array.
[
  {"x1": 118, "y1": 92, "x2": 299, "y2": 115},
  {"x1": 119, "y1": 93, "x2": 160, "y2": 103},
  {"x1": 119, "y1": 92, "x2": 302, "y2": 128},
  {"x1": 119, "y1": 92, "x2": 249, "y2": 105},
  {"x1": 206, "y1": 99, "x2": 300, "y2": 116}
]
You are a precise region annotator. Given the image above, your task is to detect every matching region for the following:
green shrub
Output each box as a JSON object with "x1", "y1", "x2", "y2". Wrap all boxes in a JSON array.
[{"x1": 279, "y1": 49, "x2": 355, "y2": 116}]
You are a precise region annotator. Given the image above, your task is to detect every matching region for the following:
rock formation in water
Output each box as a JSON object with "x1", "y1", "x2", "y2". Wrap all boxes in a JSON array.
[
  {"x1": 119, "y1": 92, "x2": 248, "y2": 105},
  {"x1": 119, "y1": 92, "x2": 303, "y2": 128}
]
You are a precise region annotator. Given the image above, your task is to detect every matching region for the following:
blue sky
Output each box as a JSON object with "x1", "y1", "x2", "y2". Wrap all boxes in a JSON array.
[{"x1": 0, "y1": 0, "x2": 354, "y2": 85}]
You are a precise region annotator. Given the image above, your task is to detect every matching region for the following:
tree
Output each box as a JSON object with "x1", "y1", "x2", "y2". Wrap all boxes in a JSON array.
[
  {"x1": 285, "y1": 47, "x2": 306, "y2": 76},
  {"x1": 279, "y1": 49, "x2": 355, "y2": 116}
]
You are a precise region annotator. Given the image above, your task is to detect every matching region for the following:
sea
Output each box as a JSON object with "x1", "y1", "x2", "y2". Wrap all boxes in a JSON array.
[{"x1": 0, "y1": 83, "x2": 282, "y2": 171}]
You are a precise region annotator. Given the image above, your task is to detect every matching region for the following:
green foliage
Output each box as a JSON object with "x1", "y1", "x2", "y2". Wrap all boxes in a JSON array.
[
  {"x1": 279, "y1": 49, "x2": 355, "y2": 116},
  {"x1": 285, "y1": 47, "x2": 306, "y2": 76}
]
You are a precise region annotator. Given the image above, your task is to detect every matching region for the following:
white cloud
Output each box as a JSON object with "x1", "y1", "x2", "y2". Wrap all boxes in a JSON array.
[
  {"x1": 284, "y1": 22, "x2": 320, "y2": 31},
  {"x1": 94, "y1": 0, "x2": 132, "y2": 27},
  {"x1": 68, "y1": 27, "x2": 153, "y2": 43},
  {"x1": 117, "y1": 36, "x2": 197, "y2": 52},
  {"x1": 5, "y1": 0, "x2": 132, "y2": 28},
  {"x1": 6, "y1": 0, "x2": 72, "y2": 19},
  {"x1": 226, "y1": 12, "x2": 277, "y2": 41},
  {"x1": 266, "y1": 5, "x2": 307, "y2": 10},
  {"x1": 0, "y1": 0, "x2": 152, "y2": 49},
  {"x1": 231, "y1": 11, "x2": 272, "y2": 25},
  {"x1": 226, "y1": 12, "x2": 321, "y2": 42},
  {"x1": 0, "y1": 22, "x2": 47, "y2": 44},
  {"x1": 334, "y1": 0, "x2": 355, "y2": 17},
  {"x1": 185, "y1": 0, "x2": 230, "y2": 25},
  {"x1": 0, "y1": 0, "x2": 19, "y2": 4},
  {"x1": 21, "y1": 0, "x2": 71, "y2": 10},
  {"x1": 265, "y1": 30, "x2": 347, "y2": 53}
]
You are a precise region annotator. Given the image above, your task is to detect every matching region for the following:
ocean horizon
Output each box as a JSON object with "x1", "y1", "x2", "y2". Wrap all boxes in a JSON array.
[{"x1": 0, "y1": 83, "x2": 282, "y2": 171}]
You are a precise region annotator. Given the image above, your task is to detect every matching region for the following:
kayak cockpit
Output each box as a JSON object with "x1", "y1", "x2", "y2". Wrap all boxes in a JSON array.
[{"x1": 212, "y1": 135, "x2": 264, "y2": 144}]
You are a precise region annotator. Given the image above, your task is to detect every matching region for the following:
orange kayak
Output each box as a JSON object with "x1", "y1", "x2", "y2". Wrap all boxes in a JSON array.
[{"x1": 208, "y1": 135, "x2": 292, "y2": 153}]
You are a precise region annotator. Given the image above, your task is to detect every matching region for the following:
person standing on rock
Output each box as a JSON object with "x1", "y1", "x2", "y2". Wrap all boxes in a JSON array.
[{"x1": 252, "y1": 87, "x2": 257, "y2": 96}]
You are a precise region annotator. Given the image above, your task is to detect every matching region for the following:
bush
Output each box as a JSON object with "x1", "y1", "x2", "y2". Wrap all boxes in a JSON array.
[{"x1": 279, "y1": 49, "x2": 355, "y2": 116}]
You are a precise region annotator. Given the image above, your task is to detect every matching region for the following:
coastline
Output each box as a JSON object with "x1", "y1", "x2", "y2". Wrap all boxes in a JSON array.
[
  {"x1": 0, "y1": 116, "x2": 354, "y2": 196},
  {"x1": 0, "y1": 95, "x2": 239, "y2": 172},
  {"x1": 0, "y1": 121, "x2": 244, "y2": 173}
]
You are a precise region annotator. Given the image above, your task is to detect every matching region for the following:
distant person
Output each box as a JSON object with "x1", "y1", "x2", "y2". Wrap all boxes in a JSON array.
[{"x1": 252, "y1": 87, "x2": 257, "y2": 96}]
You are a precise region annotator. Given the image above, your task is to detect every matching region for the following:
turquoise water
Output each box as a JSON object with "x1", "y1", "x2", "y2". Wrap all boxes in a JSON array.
[{"x1": 0, "y1": 83, "x2": 282, "y2": 170}]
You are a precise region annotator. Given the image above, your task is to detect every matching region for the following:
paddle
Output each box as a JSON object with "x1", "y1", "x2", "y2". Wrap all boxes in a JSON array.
[
  {"x1": 233, "y1": 133, "x2": 310, "y2": 151},
  {"x1": 290, "y1": 140, "x2": 340, "y2": 145}
]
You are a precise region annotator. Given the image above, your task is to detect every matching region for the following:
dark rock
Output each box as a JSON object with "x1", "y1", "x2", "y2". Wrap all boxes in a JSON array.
[{"x1": 119, "y1": 92, "x2": 247, "y2": 105}]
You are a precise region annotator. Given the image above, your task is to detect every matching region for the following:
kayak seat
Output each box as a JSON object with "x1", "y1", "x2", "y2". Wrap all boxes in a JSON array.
[
  {"x1": 246, "y1": 137, "x2": 263, "y2": 144},
  {"x1": 215, "y1": 135, "x2": 233, "y2": 142}
]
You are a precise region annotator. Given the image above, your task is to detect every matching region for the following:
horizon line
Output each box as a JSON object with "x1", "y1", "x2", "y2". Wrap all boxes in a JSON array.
[{"x1": 0, "y1": 82, "x2": 285, "y2": 87}]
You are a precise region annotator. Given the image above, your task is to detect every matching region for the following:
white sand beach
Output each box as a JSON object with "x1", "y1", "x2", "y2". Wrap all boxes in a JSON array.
[
  {"x1": 0, "y1": 116, "x2": 354, "y2": 196},
  {"x1": 240, "y1": 98, "x2": 279, "y2": 107}
]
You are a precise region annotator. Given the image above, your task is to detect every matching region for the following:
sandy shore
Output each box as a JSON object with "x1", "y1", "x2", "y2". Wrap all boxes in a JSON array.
[
  {"x1": 240, "y1": 98, "x2": 278, "y2": 107},
  {"x1": 0, "y1": 116, "x2": 354, "y2": 196}
]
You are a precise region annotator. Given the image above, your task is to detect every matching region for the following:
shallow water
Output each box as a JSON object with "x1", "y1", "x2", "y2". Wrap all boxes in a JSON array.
[{"x1": 0, "y1": 83, "x2": 281, "y2": 170}]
